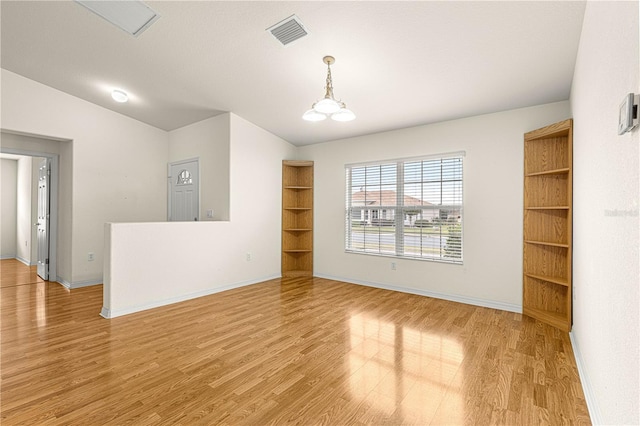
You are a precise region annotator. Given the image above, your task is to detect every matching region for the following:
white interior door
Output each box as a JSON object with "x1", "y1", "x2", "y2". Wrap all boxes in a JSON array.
[
  {"x1": 168, "y1": 159, "x2": 199, "y2": 221},
  {"x1": 37, "y1": 158, "x2": 50, "y2": 280}
]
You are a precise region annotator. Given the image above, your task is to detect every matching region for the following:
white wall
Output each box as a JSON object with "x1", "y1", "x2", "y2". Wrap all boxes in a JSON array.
[
  {"x1": 569, "y1": 1, "x2": 639, "y2": 424},
  {"x1": 298, "y1": 101, "x2": 571, "y2": 311},
  {"x1": 1, "y1": 159, "x2": 17, "y2": 258},
  {"x1": 103, "y1": 113, "x2": 296, "y2": 317},
  {"x1": 1, "y1": 69, "x2": 169, "y2": 287},
  {"x1": 16, "y1": 156, "x2": 32, "y2": 264},
  {"x1": 168, "y1": 114, "x2": 230, "y2": 221}
]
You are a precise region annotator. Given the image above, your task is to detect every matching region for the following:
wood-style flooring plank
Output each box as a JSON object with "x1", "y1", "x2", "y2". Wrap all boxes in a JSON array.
[
  {"x1": 0, "y1": 260, "x2": 590, "y2": 425},
  {"x1": 0, "y1": 258, "x2": 44, "y2": 288}
]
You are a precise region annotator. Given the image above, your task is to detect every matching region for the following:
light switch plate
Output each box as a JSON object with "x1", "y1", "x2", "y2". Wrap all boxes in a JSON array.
[{"x1": 618, "y1": 93, "x2": 638, "y2": 135}]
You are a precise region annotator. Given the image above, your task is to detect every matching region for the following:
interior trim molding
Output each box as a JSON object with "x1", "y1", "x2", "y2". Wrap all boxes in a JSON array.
[
  {"x1": 313, "y1": 273, "x2": 522, "y2": 313},
  {"x1": 57, "y1": 277, "x2": 103, "y2": 289},
  {"x1": 569, "y1": 331, "x2": 602, "y2": 424},
  {"x1": 15, "y1": 256, "x2": 30, "y2": 266},
  {"x1": 56, "y1": 277, "x2": 71, "y2": 288},
  {"x1": 100, "y1": 274, "x2": 280, "y2": 319},
  {"x1": 100, "y1": 307, "x2": 111, "y2": 319}
]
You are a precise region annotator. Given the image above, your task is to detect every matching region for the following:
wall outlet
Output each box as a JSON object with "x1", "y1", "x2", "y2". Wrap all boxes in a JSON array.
[
  {"x1": 246, "y1": 252, "x2": 252, "y2": 261},
  {"x1": 88, "y1": 252, "x2": 95, "y2": 261},
  {"x1": 391, "y1": 262, "x2": 396, "y2": 270},
  {"x1": 206, "y1": 209, "x2": 214, "y2": 218}
]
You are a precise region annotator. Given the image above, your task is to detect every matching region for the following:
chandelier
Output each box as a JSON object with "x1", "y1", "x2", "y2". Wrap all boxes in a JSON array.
[{"x1": 302, "y1": 56, "x2": 356, "y2": 122}]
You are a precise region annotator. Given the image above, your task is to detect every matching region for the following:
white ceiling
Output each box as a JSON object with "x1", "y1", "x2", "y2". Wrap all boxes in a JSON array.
[{"x1": 0, "y1": 1, "x2": 586, "y2": 146}]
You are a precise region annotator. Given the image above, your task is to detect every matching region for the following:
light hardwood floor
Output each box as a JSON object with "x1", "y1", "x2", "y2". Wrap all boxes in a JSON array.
[
  {"x1": 0, "y1": 259, "x2": 590, "y2": 425},
  {"x1": 0, "y1": 258, "x2": 44, "y2": 288}
]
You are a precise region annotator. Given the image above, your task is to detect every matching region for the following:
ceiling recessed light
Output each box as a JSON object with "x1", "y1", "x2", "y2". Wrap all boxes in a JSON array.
[{"x1": 112, "y1": 89, "x2": 128, "y2": 103}]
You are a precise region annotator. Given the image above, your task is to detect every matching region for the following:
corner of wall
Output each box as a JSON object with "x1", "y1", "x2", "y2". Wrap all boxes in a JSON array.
[{"x1": 568, "y1": 1, "x2": 639, "y2": 424}]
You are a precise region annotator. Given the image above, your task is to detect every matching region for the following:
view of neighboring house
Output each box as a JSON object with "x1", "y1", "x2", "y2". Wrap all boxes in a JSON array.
[{"x1": 350, "y1": 190, "x2": 461, "y2": 226}]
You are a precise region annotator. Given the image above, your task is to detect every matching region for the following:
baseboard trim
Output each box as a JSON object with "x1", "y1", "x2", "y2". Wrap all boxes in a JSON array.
[
  {"x1": 100, "y1": 274, "x2": 280, "y2": 319},
  {"x1": 15, "y1": 256, "x2": 30, "y2": 266},
  {"x1": 56, "y1": 277, "x2": 103, "y2": 289},
  {"x1": 313, "y1": 273, "x2": 522, "y2": 314},
  {"x1": 0, "y1": 255, "x2": 17, "y2": 260},
  {"x1": 56, "y1": 277, "x2": 71, "y2": 289},
  {"x1": 569, "y1": 331, "x2": 602, "y2": 424},
  {"x1": 100, "y1": 307, "x2": 111, "y2": 319}
]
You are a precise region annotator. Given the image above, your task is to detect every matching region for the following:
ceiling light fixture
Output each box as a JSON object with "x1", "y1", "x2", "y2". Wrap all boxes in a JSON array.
[
  {"x1": 111, "y1": 89, "x2": 129, "y2": 103},
  {"x1": 303, "y1": 56, "x2": 355, "y2": 122}
]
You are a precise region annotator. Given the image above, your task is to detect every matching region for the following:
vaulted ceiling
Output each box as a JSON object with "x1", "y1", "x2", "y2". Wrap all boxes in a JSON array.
[{"x1": 1, "y1": 1, "x2": 586, "y2": 146}]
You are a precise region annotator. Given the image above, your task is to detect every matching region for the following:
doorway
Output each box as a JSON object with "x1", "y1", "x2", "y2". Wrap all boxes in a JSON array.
[
  {"x1": 168, "y1": 158, "x2": 199, "y2": 221},
  {"x1": 0, "y1": 149, "x2": 58, "y2": 281}
]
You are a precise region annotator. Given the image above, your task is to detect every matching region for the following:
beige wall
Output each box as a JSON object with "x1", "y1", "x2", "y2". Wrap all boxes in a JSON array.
[
  {"x1": 299, "y1": 101, "x2": 571, "y2": 310},
  {"x1": 570, "y1": 1, "x2": 639, "y2": 424},
  {"x1": 1, "y1": 69, "x2": 169, "y2": 286},
  {"x1": 1, "y1": 159, "x2": 17, "y2": 258},
  {"x1": 15, "y1": 156, "x2": 32, "y2": 263},
  {"x1": 168, "y1": 114, "x2": 230, "y2": 221},
  {"x1": 103, "y1": 113, "x2": 296, "y2": 317}
]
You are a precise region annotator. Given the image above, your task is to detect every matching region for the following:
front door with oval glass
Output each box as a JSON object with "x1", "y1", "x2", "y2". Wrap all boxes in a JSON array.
[{"x1": 168, "y1": 158, "x2": 199, "y2": 221}]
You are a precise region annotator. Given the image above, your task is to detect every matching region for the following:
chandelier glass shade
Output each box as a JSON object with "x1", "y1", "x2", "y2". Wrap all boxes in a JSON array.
[{"x1": 303, "y1": 56, "x2": 355, "y2": 122}]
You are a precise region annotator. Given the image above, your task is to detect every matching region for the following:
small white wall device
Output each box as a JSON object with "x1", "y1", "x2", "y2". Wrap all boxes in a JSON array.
[{"x1": 618, "y1": 93, "x2": 639, "y2": 135}]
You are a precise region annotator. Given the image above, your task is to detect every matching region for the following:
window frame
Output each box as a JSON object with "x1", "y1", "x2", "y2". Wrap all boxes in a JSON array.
[{"x1": 345, "y1": 152, "x2": 464, "y2": 264}]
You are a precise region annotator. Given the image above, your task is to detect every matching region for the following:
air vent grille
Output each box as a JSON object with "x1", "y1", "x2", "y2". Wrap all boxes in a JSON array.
[
  {"x1": 267, "y1": 15, "x2": 309, "y2": 46},
  {"x1": 75, "y1": 0, "x2": 160, "y2": 37}
]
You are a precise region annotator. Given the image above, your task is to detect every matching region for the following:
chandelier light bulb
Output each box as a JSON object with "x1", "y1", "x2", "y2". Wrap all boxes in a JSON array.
[
  {"x1": 331, "y1": 107, "x2": 356, "y2": 122},
  {"x1": 313, "y1": 98, "x2": 341, "y2": 114},
  {"x1": 302, "y1": 109, "x2": 327, "y2": 122}
]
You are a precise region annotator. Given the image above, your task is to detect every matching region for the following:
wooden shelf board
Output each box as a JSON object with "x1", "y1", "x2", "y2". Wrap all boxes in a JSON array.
[
  {"x1": 523, "y1": 307, "x2": 570, "y2": 332},
  {"x1": 524, "y1": 118, "x2": 572, "y2": 140},
  {"x1": 283, "y1": 160, "x2": 314, "y2": 167},
  {"x1": 282, "y1": 270, "x2": 313, "y2": 278},
  {"x1": 523, "y1": 119, "x2": 572, "y2": 333},
  {"x1": 525, "y1": 240, "x2": 569, "y2": 248},
  {"x1": 525, "y1": 206, "x2": 570, "y2": 210},
  {"x1": 525, "y1": 168, "x2": 570, "y2": 177},
  {"x1": 524, "y1": 273, "x2": 569, "y2": 287},
  {"x1": 283, "y1": 160, "x2": 313, "y2": 277}
]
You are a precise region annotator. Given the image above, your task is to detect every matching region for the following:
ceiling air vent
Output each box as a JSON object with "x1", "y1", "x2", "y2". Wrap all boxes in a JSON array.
[
  {"x1": 75, "y1": 0, "x2": 160, "y2": 37},
  {"x1": 267, "y1": 15, "x2": 309, "y2": 46}
]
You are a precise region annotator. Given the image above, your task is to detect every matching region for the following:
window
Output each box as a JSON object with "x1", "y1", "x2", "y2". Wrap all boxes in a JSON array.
[
  {"x1": 345, "y1": 153, "x2": 463, "y2": 263},
  {"x1": 177, "y1": 169, "x2": 193, "y2": 185}
]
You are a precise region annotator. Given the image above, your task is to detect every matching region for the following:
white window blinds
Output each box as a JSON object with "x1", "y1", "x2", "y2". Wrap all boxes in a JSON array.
[{"x1": 346, "y1": 153, "x2": 464, "y2": 263}]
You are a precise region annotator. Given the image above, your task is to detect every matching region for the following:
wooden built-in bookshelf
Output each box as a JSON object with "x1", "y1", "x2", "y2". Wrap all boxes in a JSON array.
[
  {"x1": 523, "y1": 119, "x2": 573, "y2": 331},
  {"x1": 282, "y1": 160, "x2": 313, "y2": 277}
]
